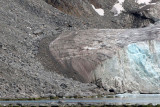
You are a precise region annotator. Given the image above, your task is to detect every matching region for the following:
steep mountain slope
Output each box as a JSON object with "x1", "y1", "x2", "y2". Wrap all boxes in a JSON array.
[{"x1": 0, "y1": 0, "x2": 104, "y2": 99}]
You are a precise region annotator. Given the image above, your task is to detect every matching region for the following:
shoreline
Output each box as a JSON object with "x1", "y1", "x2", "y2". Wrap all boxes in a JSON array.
[{"x1": 1, "y1": 94, "x2": 160, "y2": 106}]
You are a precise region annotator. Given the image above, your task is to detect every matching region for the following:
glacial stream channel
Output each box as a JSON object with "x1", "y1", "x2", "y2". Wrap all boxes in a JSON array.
[{"x1": 1, "y1": 94, "x2": 160, "y2": 105}]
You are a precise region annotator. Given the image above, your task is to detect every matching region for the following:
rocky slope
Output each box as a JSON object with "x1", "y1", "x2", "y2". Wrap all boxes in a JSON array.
[
  {"x1": 0, "y1": 0, "x2": 160, "y2": 99},
  {"x1": 0, "y1": 0, "x2": 105, "y2": 99}
]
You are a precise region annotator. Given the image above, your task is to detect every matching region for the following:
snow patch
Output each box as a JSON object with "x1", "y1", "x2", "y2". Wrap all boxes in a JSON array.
[
  {"x1": 91, "y1": 4, "x2": 104, "y2": 16},
  {"x1": 118, "y1": 0, "x2": 125, "y2": 4},
  {"x1": 135, "y1": 0, "x2": 152, "y2": 5},
  {"x1": 111, "y1": 0, "x2": 125, "y2": 16},
  {"x1": 111, "y1": 0, "x2": 154, "y2": 16}
]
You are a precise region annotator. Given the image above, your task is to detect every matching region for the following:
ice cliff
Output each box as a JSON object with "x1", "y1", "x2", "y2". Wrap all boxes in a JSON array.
[
  {"x1": 50, "y1": 22, "x2": 160, "y2": 93},
  {"x1": 94, "y1": 40, "x2": 160, "y2": 93}
]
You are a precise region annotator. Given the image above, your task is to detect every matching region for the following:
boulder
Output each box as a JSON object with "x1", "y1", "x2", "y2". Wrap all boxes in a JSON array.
[{"x1": 49, "y1": 22, "x2": 160, "y2": 93}]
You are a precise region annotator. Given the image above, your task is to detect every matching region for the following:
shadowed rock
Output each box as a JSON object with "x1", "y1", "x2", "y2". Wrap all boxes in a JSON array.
[{"x1": 123, "y1": 0, "x2": 160, "y2": 21}]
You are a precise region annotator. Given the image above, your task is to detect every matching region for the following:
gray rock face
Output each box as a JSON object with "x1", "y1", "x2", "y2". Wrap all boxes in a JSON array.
[
  {"x1": 144, "y1": 1, "x2": 160, "y2": 21},
  {"x1": 44, "y1": 0, "x2": 98, "y2": 17},
  {"x1": 49, "y1": 22, "x2": 160, "y2": 93},
  {"x1": 45, "y1": 0, "x2": 160, "y2": 28},
  {"x1": 123, "y1": 0, "x2": 160, "y2": 22}
]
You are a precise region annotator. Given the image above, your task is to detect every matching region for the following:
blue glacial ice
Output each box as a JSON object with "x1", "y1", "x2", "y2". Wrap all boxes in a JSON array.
[{"x1": 127, "y1": 41, "x2": 160, "y2": 78}]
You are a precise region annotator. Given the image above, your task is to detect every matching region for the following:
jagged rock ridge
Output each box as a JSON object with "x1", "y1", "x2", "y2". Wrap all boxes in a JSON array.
[{"x1": 45, "y1": 0, "x2": 160, "y2": 28}]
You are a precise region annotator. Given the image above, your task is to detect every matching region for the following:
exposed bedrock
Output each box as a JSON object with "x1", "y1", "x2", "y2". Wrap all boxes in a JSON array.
[
  {"x1": 123, "y1": 0, "x2": 160, "y2": 22},
  {"x1": 49, "y1": 22, "x2": 160, "y2": 93},
  {"x1": 45, "y1": 0, "x2": 160, "y2": 28}
]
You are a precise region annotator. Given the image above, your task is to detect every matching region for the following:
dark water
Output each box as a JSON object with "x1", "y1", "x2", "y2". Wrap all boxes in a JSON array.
[{"x1": 1, "y1": 94, "x2": 160, "y2": 105}]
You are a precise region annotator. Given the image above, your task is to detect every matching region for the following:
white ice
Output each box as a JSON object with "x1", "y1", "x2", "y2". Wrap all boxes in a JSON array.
[{"x1": 91, "y1": 4, "x2": 104, "y2": 16}]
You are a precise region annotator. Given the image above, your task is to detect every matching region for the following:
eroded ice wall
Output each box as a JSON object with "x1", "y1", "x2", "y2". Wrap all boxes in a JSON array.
[
  {"x1": 49, "y1": 21, "x2": 160, "y2": 93},
  {"x1": 94, "y1": 40, "x2": 160, "y2": 93}
]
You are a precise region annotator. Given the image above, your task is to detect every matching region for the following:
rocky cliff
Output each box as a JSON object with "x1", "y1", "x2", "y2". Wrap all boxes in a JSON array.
[{"x1": 45, "y1": 0, "x2": 160, "y2": 28}]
